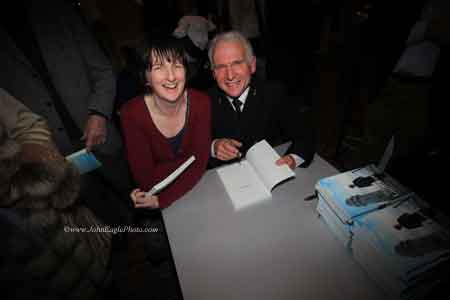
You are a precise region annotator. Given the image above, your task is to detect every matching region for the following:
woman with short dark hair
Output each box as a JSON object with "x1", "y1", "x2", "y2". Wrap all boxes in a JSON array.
[{"x1": 121, "y1": 37, "x2": 211, "y2": 209}]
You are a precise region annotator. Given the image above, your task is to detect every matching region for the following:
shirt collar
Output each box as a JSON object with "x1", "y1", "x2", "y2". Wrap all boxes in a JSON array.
[{"x1": 226, "y1": 86, "x2": 250, "y2": 107}]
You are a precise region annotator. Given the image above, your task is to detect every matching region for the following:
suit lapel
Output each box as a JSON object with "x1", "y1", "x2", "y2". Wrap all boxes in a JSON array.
[
  {"x1": 218, "y1": 93, "x2": 239, "y2": 123},
  {"x1": 239, "y1": 85, "x2": 262, "y2": 142},
  {"x1": 240, "y1": 85, "x2": 257, "y2": 120},
  {"x1": 27, "y1": 1, "x2": 70, "y2": 73},
  {"x1": 212, "y1": 83, "x2": 264, "y2": 147}
]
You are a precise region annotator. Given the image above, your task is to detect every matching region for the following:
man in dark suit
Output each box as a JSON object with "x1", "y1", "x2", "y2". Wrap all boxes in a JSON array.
[
  {"x1": 207, "y1": 31, "x2": 315, "y2": 169},
  {"x1": 0, "y1": 0, "x2": 132, "y2": 225},
  {"x1": 0, "y1": 0, "x2": 122, "y2": 156}
]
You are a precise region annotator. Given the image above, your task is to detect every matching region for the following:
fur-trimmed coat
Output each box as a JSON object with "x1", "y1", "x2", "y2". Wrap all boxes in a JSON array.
[{"x1": 0, "y1": 89, "x2": 112, "y2": 299}]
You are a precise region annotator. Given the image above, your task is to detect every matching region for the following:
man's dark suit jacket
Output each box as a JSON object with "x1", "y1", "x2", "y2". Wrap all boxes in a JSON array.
[
  {"x1": 208, "y1": 78, "x2": 315, "y2": 168},
  {"x1": 0, "y1": 0, "x2": 121, "y2": 157}
]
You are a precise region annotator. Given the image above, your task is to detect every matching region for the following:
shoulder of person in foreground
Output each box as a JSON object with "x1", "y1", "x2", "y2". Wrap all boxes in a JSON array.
[{"x1": 0, "y1": 88, "x2": 53, "y2": 147}]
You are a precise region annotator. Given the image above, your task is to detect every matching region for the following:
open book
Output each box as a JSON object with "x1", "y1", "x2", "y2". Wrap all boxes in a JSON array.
[
  {"x1": 217, "y1": 140, "x2": 295, "y2": 210},
  {"x1": 146, "y1": 155, "x2": 196, "y2": 196},
  {"x1": 66, "y1": 148, "x2": 102, "y2": 174}
]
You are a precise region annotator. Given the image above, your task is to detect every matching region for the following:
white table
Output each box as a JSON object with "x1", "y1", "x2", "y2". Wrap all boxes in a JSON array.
[{"x1": 163, "y1": 154, "x2": 387, "y2": 300}]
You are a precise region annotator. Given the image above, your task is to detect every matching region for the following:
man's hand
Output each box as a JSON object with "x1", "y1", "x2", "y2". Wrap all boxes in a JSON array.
[
  {"x1": 83, "y1": 115, "x2": 107, "y2": 151},
  {"x1": 276, "y1": 154, "x2": 296, "y2": 170},
  {"x1": 214, "y1": 138, "x2": 242, "y2": 161},
  {"x1": 130, "y1": 189, "x2": 160, "y2": 209}
]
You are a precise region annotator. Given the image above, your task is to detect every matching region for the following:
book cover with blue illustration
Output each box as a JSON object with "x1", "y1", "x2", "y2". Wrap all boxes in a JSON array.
[
  {"x1": 316, "y1": 165, "x2": 450, "y2": 299},
  {"x1": 66, "y1": 148, "x2": 102, "y2": 174},
  {"x1": 316, "y1": 164, "x2": 409, "y2": 224},
  {"x1": 352, "y1": 195, "x2": 450, "y2": 299}
]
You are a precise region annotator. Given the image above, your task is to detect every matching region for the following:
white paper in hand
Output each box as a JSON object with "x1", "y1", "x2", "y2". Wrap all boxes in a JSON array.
[{"x1": 146, "y1": 155, "x2": 196, "y2": 196}]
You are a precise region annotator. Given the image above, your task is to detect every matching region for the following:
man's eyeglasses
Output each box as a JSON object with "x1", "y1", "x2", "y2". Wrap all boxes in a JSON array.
[{"x1": 212, "y1": 59, "x2": 246, "y2": 72}]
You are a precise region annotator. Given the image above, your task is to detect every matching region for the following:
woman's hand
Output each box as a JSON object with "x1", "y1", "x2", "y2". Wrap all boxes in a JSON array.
[{"x1": 130, "y1": 189, "x2": 160, "y2": 209}]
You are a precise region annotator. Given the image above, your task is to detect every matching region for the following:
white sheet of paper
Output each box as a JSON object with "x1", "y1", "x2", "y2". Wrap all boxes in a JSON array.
[{"x1": 217, "y1": 160, "x2": 271, "y2": 210}]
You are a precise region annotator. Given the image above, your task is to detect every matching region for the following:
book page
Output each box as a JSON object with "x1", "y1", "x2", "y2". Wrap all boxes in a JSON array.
[
  {"x1": 246, "y1": 140, "x2": 295, "y2": 191},
  {"x1": 146, "y1": 155, "x2": 196, "y2": 196},
  {"x1": 217, "y1": 160, "x2": 271, "y2": 210}
]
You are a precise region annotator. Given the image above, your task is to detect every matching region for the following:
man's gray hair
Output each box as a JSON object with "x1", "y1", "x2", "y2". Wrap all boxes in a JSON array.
[{"x1": 208, "y1": 31, "x2": 254, "y2": 69}]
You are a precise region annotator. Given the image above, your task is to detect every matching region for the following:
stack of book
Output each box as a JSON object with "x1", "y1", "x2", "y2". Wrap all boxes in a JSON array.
[{"x1": 315, "y1": 165, "x2": 450, "y2": 300}]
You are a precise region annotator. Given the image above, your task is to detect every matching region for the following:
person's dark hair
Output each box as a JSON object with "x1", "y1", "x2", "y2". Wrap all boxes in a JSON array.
[{"x1": 144, "y1": 37, "x2": 188, "y2": 71}]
